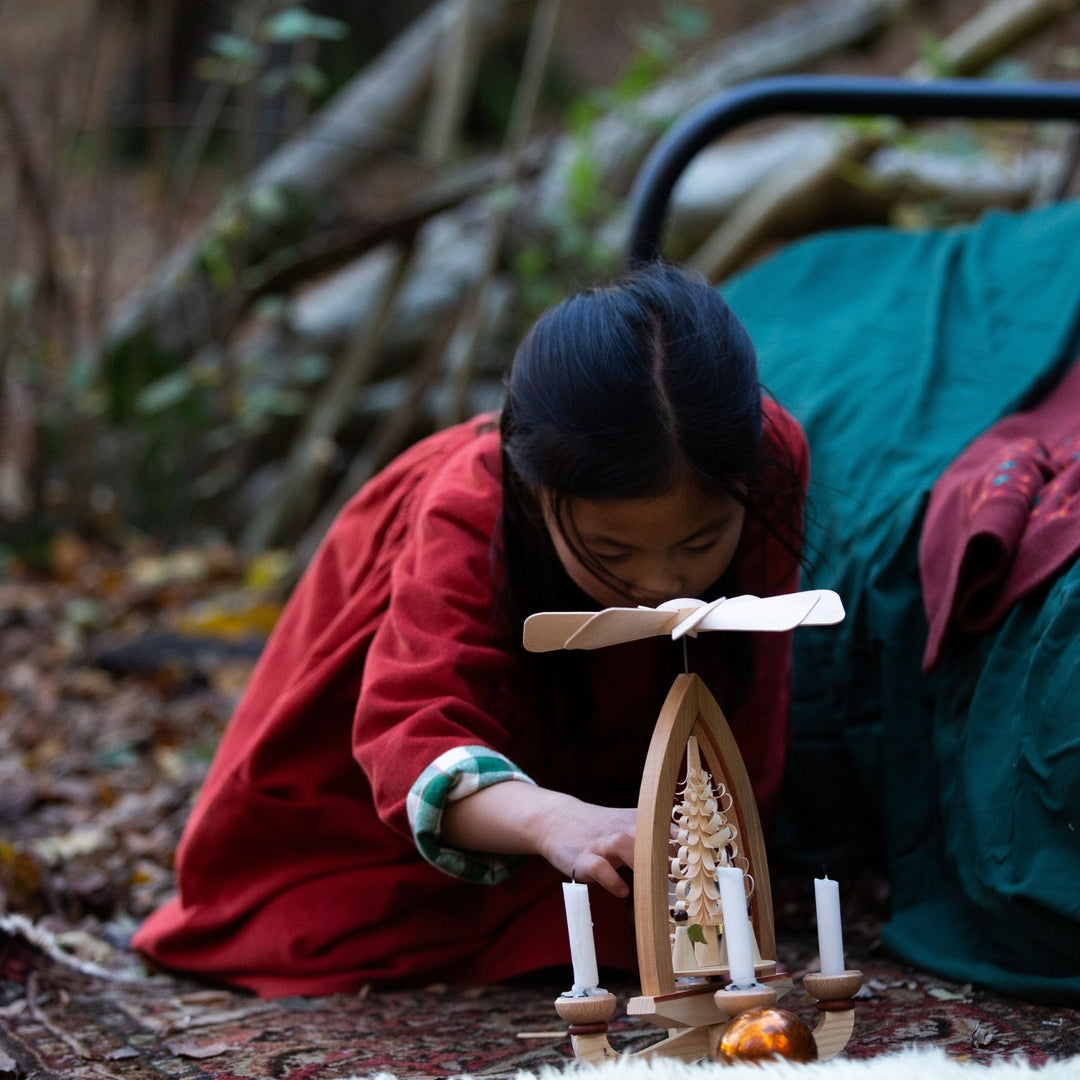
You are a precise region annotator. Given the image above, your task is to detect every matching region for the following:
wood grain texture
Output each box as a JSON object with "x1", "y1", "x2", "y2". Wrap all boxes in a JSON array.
[{"x1": 632, "y1": 674, "x2": 776, "y2": 999}]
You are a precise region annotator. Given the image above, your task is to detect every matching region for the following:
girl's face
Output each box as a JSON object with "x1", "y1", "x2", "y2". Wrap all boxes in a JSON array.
[{"x1": 543, "y1": 479, "x2": 746, "y2": 609}]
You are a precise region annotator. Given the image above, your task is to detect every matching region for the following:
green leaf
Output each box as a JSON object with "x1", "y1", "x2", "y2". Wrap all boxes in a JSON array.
[
  {"x1": 195, "y1": 56, "x2": 250, "y2": 85},
  {"x1": 252, "y1": 295, "x2": 289, "y2": 321},
  {"x1": 565, "y1": 97, "x2": 601, "y2": 137},
  {"x1": 687, "y1": 923, "x2": 707, "y2": 945},
  {"x1": 567, "y1": 152, "x2": 600, "y2": 220},
  {"x1": 247, "y1": 185, "x2": 289, "y2": 225},
  {"x1": 260, "y1": 66, "x2": 292, "y2": 97},
  {"x1": 290, "y1": 62, "x2": 329, "y2": 98},
  {"x1": 612, "y1": 53, "x2": 663, "y2": 102},
  {"x1": 513, "y1": 246, "x2": 550, "y2": 282},
  {"x1": 840, "y1": 115, "x2": 903, "y2": 141},
  {"x1": 199, "y1": 235, "x2": 235, "y2": 290},
  {"x1": 665, "y1": 4, "x2": 709, "y2": 40},
  {"x1": 136, "y1": 369, "x2": 194, "y2": 415},
  {"x1": 917, "y1": 33, "x2": 953, "y2": 78},
  {"x1": 263, "y1": 7, "x2": 350, "y2": 44},
  {"x1": 210, "y1": 31, "x2": 261, "y2": 66},
  {"x1": 634, "y1": 25, "x2": 677, "y2": 65},
  {"x1": 96, "y1": 745, "x2": 138, "y2": 769},
  {"x1": 295, "y1": 352, "x2": 330, "y2": 383}
]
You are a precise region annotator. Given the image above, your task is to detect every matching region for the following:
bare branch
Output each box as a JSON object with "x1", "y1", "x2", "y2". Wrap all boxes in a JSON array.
[
  {"x1": 0, "y1": 61, "x2": 75, "y2": 348},
  {"x1": 422, "y1": 0, "x2": 483, "y2": 165}
]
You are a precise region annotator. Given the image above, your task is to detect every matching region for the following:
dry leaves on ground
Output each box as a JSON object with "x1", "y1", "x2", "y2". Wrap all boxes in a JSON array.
[{"x1": 0, "y1": 536, "x2": 290, "y2": 956}]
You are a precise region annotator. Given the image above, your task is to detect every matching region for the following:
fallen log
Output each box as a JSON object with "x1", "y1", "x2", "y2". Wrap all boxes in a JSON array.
[
  {"x1": 240, "y1": 0, "x2": 911, "y2": 369},
  {"x1": 685, "y1": 0, "x2": 1080, "y2": 281},
  {"x1": 95, "y1": 0, "x2": 525, "y2": 381},
  {"x1": 534, "y1": 0, "x2": 908, "y2": 220}
]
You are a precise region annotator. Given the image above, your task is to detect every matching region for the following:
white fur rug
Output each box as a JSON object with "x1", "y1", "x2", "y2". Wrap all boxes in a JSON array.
[{"x1": 361, "y1": 1047, "x2": 1079, "y2": 1078}]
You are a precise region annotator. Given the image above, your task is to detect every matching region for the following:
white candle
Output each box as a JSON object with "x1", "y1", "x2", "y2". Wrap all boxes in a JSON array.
[
  {"x1": 717, "y1": 866, "x2": 757, "y2": 988},
  {"x1": 562, "y1": 881, "x2": 600, "y2": 993},
  {"x1": 814, "y1": 876, "x2": 846, "y2": 975}
]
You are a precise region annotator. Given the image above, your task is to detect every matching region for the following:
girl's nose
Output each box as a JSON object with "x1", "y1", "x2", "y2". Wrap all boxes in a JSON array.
[{"x1": 632, "y1": 565, "x2": 684, "y2": 603}]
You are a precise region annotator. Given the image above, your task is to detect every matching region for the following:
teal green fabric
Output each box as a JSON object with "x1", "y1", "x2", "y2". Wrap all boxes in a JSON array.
[{"x1": 722, "y1": 202, "x2": 1080, "y2": 1004}]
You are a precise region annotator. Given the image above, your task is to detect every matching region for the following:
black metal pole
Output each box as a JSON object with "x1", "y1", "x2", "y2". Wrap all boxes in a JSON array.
[{"x1": 626, "y1": 74, "x2": 1080, "y2": 267}]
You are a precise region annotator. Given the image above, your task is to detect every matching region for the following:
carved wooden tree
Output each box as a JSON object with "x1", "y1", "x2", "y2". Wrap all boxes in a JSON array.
[{"x1": 669, "y1": 735, "x2": 746, "y2": 971}]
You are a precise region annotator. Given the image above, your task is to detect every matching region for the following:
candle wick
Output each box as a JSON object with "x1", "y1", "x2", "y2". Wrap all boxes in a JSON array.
[{"x1": 571, "y1": 867, "x2": 576, "y2": 885}]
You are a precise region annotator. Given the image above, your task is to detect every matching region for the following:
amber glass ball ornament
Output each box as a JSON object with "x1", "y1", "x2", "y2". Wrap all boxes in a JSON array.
[{"x1": 717, "y1": 1007, "x2": 818, "y2": 1063}]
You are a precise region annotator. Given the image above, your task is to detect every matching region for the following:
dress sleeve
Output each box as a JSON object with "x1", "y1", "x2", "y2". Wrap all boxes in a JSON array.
[
  {"x1": 353, "y1": 445, "x2": 538, "y2": 878},
  {"x1": 406, "y1": 745, "x2": 534, "y2": 883}
]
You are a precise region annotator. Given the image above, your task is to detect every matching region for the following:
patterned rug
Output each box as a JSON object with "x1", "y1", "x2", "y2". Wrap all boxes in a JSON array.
[{"x1": 2, "y1": 876, "x2": 1078, "y2": 1080}]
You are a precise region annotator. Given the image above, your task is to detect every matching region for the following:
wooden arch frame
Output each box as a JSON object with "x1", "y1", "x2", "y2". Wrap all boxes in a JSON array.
[{"x1": 632, "y1": 673, "x2": 775, "y2": 1001}]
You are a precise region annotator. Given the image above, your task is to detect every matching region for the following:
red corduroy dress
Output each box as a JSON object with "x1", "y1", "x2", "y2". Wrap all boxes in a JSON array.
[{"x1": 134, "y1": 405, "x2": 807, "y2": 997}]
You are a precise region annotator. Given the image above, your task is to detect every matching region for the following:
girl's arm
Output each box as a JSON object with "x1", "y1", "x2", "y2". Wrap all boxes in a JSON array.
[{"x1": 441, "y1": 781, "x2": 636, "y2": 897}]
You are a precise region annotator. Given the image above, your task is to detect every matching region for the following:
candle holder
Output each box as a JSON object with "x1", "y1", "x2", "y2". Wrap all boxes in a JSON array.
[
  {"x1": 544, "y1": 672, "x2": 862, "y2": 1065},
  {"x1": 553, "y1": 990, "x2": 619, "y2": 1065},
  {"x1": 801, "y1": 970, "x2": 866, "y2": 1060},
  {"x1": 526, "y1": 595, "x2": 855, "y2": 1064}
]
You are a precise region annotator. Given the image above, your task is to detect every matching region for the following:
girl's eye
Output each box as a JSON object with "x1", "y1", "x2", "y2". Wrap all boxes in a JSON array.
[
  {"x1": 593, "y1": 551, "x2": 630, "y2": 566},
  {"x1": 682, "y1": 539, "x2": 718, "y2": 557}
]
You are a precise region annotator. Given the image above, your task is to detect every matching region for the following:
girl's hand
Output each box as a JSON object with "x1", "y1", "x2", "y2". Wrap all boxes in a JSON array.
[
  {"x1": 440, "y1": 781, "x2": 636, "y2": 897},
  {"x1": 535, "y1": 801, "x2": 636, "y2": 898}
]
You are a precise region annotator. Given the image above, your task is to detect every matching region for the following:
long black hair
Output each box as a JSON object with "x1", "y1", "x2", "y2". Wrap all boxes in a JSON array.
[{"x1": 497, "y1": 263, "x2": 804, "y2": 742}]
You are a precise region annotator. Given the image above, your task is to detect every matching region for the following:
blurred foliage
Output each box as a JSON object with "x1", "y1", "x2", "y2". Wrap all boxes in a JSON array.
[
  {"x1": 197, "y1": 5, "x2": 350, "y2": 101},
  {"x1": 515, "y1": 2, "x2": 713, "y2": 316},
  {"x1": 1, "y1": 0, "x2": 723, "y2": 550},
  {"x1": 1, "y1": 0, "x2": 1075, "y2": 555}
]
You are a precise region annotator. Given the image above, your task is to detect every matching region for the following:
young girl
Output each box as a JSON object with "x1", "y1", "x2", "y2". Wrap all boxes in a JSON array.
[{"x1": 133, "y1": 263, "x2": 808, "y2": 997}]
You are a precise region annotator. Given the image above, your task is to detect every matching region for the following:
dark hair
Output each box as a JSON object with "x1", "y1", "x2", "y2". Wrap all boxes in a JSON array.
[
  {"x1": 497, "y1": 263, "x2": 803, "y2": 740},
  {"x1": 505, "y1": 262, "x2": 761, "y2": 494}
]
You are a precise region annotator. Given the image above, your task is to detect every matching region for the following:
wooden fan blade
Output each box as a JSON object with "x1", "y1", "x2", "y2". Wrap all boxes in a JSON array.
[
  {"x1": 670, "y1": 596, "x2": 727, "y2": 640},
  {"x1": 695, "y1": 590, "x2": 845, "y2": 633},
  {"x1": 564, "y1": 607, "x2": 678, "y2": 650},
  {"x1": 522, "y1": 612, "x2": 596, "y2": 652},
  {"x1": 800, "y1": 589, "x2": 846, "y2": 625}
]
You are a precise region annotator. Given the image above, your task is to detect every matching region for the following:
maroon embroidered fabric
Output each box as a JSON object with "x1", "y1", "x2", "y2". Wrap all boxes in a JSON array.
[{"x1": 920, "y1": 358, "x2": 1080, "y2": 670}]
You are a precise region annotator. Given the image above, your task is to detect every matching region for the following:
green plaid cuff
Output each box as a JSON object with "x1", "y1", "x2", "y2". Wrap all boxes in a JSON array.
[{"x1": 406, "y1": 746, "x2": 534, "y2": 884}]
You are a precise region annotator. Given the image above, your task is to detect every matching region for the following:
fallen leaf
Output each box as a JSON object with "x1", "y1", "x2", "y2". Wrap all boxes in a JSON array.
[
  {"x1": 165, "y1": 1039, "x2": 239, "y2": 1059},
  {"x1": 0, "y1": 841, "x2": 44, "y2": 908},
  {"x1": 105, "y1": 1047, "x2": 139, "y2": 1060},
  {"x1": 32, "y1": 825, "x2": 113, "y2": 864},
  {"x1": 173, "y1": 597, "x2": 281, "y2": 640},
  {"x1": 177, "y1": 989, "x2": 237, "y2": 1005},
  {"x1": 50, "y1": 532, "x2": 94, "y2": 583},
  {"x1": 243, "y1": 549, "x2": 292, "y2": 591},
  {"x1": 0, "y1": 1045, "x2": 21, "y2": 1078}
]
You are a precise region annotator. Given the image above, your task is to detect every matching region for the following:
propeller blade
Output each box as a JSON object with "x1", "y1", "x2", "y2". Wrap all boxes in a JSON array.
[
  {"x1": 564, "y1": 607, "x2": 678, "y2": 650},
  {"x1": 522, "y1": 612, "x2": 596, "y2": 652},
  {"x1": 695, "y1": 590, "x2": 845, "y2": 632}
]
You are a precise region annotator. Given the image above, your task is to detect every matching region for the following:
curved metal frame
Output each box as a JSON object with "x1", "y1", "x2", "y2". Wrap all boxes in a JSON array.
[{"x1": 626, "y1": 74, "x2": 1080, "y2": 267}]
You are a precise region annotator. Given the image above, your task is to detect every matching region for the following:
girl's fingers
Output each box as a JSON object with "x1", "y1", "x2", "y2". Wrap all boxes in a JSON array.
[
  {"x1": 573, "y1": 850, "x2": 630, "y2": 897},
  {"x1": 572, "y1": 831, "x2": 636, "y2": 897}
]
